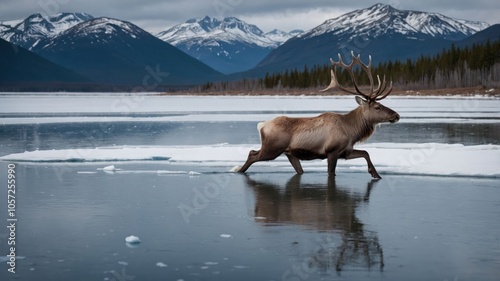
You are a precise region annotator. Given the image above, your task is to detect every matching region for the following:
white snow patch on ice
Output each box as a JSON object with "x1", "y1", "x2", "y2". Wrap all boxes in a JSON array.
[
  {"x1": 0, "y1": 146, "x2": 172, "y2": 163},
  {"x1": 1, "y1": 143, "x2": 499, "y2": 178},
  {"x1": 220, "y1": 234, "x2": 233, "y2": 238}
]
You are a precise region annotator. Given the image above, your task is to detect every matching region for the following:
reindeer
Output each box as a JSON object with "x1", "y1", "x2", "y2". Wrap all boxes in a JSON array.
[{"x1": 235, "y1": 52, "x2": 400, "y2": 178}]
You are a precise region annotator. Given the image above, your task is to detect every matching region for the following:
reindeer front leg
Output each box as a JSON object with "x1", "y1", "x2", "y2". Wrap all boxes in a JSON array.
[
  {"x1": 285, "y1": 153, "x2": 304, "y2": 174},
  {"x1": 327, "y1": 153, "x2": 338, "y2": 176},
  {"x1": 345, "y1": 149, "x2": 381, "y2": 179}
]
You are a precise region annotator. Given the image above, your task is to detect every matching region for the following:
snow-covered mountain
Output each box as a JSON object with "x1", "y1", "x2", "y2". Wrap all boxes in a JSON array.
[
  {"x1": 265, "y1": 29, "x2": 304, "y2": 44},
  {"x1": 251, "y1": 3, "x2": 490, "y2": 76},
  {"x1": 0, "y1": 12, "x2": 93, "y2": 50},
  {"x1": 157, "y1": 16, "x2": 303, "y2": 74},
  {"x1": 301, "y1": 3, "x2": 489, "y2": 41},
  {"x1": 37, "y1": 17, "x2": 222, "y2": 85},
  {"x1": 158, "y1": 16, "x2": 277, "y2": 47},
  {"x1": 42, "y1": 17, "x2": 147, "y2": 48}
]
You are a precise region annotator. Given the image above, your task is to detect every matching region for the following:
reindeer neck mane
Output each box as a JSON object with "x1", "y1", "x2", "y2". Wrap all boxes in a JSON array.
[{"x1": 342, "y1": 106, "x2": 375, "y2": 143}]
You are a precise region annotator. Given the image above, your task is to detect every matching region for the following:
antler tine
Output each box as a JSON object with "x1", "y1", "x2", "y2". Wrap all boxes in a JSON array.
[
  {"x1": 351, "y1": 52, "x2": 375, "y2": 98},
  {"x1": 350, "y1": 51, "x2": 359, "y2": 67},
  {"x1": 374, "y1": 81, "x2": 393, "y2": 101},
  {"x1": 374, "y1": 75, "x2": 385, "y2": 95},
  {"x1": 318, "y1": 58, "x2": 338, "y2": 92}
]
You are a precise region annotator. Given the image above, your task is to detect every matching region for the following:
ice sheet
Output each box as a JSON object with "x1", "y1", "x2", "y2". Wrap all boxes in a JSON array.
[
  {"x1": 1, "y1": 95, "x2": 499, "y2": 125},
  {"x1": 1, "y1": 143, "x2": 499, "y2": 178}
]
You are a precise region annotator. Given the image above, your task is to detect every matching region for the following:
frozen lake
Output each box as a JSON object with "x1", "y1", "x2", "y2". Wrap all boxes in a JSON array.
[{"x1": 0, "y1": 93, "x2": 499, "y2": 280}]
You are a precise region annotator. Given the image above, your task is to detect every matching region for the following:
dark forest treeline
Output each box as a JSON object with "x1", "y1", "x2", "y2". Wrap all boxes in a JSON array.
[{"x1": 196, "y1": 40, "x2": 500, "y2": 93}]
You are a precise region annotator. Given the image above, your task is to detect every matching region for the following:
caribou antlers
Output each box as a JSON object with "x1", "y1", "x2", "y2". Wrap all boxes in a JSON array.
[{"x1": 321, "y1": 51, "x2": 393, "y2": 101}]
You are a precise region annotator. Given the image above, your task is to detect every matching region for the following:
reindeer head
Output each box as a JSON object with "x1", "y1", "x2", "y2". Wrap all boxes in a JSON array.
[{"x1": 321, "y1": 51, "x2": 400, "y2": 124}]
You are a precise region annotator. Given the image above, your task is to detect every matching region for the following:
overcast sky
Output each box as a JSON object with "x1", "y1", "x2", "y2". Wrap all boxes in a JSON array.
[{"x1": 1, "y1": 0, "x2": 499, "y2": 33}]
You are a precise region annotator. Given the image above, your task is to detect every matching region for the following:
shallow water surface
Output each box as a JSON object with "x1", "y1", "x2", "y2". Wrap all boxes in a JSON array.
[
  {"x1": 0, "y1": 95, "x2": 499, "y2": 280},
  {"x1": 0, "y1": 163, "x2": 499, "y2": 281}
]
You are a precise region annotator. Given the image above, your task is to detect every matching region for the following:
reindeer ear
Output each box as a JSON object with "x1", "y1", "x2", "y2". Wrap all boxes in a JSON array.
[{"x1": 355, "y1": 96, "x2": 367, "y2": 106}]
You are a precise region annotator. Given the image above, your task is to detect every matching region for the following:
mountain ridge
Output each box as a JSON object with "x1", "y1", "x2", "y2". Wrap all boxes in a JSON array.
[
  {"x1": 238, "y1": 3, "x2": 491, "y2": 79},
  {"x1": 0, "y1": 12, "x2": 93, "y2": 50},
  {"x1": 156, "y1": 16, "x2": 303, "y2": 74},
  {"x1": 36, "y1": 16, "x2": 223, "y2": 85}
]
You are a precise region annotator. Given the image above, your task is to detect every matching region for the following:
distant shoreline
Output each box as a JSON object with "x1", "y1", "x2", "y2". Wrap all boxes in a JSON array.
[
  {"x1": 162, "y1": 86, "x2": 499, "y2": 97},
  {"x1": 0, "y1": 86, "x2": 497, "y2": 97}
]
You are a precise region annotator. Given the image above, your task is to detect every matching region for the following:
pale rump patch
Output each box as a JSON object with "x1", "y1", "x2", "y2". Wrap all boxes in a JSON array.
[{"x1": 257, "y1": 121, "x2": 265, "y2": 142}]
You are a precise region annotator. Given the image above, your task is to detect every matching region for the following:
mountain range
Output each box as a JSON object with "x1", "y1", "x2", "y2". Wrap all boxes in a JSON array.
[
  {"x1": 1, "y1": 12, "x2": 94, "y2": 51},
  {"x1": 157, "y1": 16, "x2": 303, "y2": 74},
  {"x1": 0, "y1": 4, "x2": 497, "y2": 91},
  {"x1": 1, "y1": 14, "x2": 222, "y2": 88},
  {"x1": 249, "y1": 3, "x2": 491, "y2": 76}
]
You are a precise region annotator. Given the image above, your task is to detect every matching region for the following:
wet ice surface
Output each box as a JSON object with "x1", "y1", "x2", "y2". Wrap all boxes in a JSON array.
[{"x1": 0, "y1": 94, "x2": 499, "y2": 280}]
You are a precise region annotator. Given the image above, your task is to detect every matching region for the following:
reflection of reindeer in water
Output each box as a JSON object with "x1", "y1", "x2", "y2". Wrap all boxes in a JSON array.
[{"x1": 245, "y1": 175, "x2": 384, "y2": 272}]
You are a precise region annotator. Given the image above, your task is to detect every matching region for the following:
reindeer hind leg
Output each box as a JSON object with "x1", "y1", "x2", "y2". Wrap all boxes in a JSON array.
[
  {"x1": 236, "y1": 150, "x2": 260, "y2": 173},
  {"x1": 237, "y1": 122, "x2": 285, "y2": 173}
]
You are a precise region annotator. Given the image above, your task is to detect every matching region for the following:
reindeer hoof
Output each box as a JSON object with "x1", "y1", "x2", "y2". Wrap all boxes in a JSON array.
[{"x1": 369, "y1": 168, "x2": 382, "y2": 179}]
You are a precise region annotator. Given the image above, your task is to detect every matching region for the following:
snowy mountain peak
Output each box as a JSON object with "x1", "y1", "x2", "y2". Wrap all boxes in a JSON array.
[
  {"x1": 42, "y1": 17, "x2": 146, "y2": 49},
  {"x1": 14, "y1": 12, "x2": 93, "y2": 36},
  {"x1": 157, "y1": 16, "x2": 274, "y2": 48},
  {"x1": 156, "y1": 16, "x2": 305, "y2": 73},
  {"x1": 61, "y1": 17, "x2": 143, "y2": 38},
  {"x1": 196, "y1": 16, "x2": 222, "y2": 31},
  {"x1": 265, "y1": 29, "x2": 304, "y2": 44},
  {"x1": 303, "y1": 3, "x2": 489, "y2": 41},
  {"x1": 0, "y1": 12, "x2": 93, "y2": 49}
]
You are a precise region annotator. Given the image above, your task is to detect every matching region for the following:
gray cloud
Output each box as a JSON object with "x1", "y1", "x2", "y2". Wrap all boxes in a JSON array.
[{"x1": 1, "y1": 0, "x2": 498, "y2": 33}]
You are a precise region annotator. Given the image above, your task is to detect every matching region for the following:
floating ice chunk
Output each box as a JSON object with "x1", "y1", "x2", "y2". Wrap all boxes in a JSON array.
[
  {"x1": 103, "y1": 165, "x2": 117, "y2": 171},
  {"x1": 205, "y1": 262, "x2": 219, "y2": 265},
  {"x1": 234, "y1": 265, "x2": 250, "y2": 269},
  {"x1": 156, "y1": 262, "x2": 168, "y2": 268},
  {"x1": 118, "y1": 261, "x2": 128, "y2": 266},
  {"x1": 188, "y1": 171, "x2": 201, "y2": 175},
  {"x1": 229, "y1": 165, "x2": 241, "y2": 172},
  {"x1": 157, "y1": 170, "x2": 187, "y2": 174},
  {"x1": 125, "y1": 235, "x2": 141, "y2": 244},
  {"x1": 0, "y1": 256, "x2": 26, "y2": 262},
  {"x1": 220, "y1": 234, "x2": 232, "y2": 238}
]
